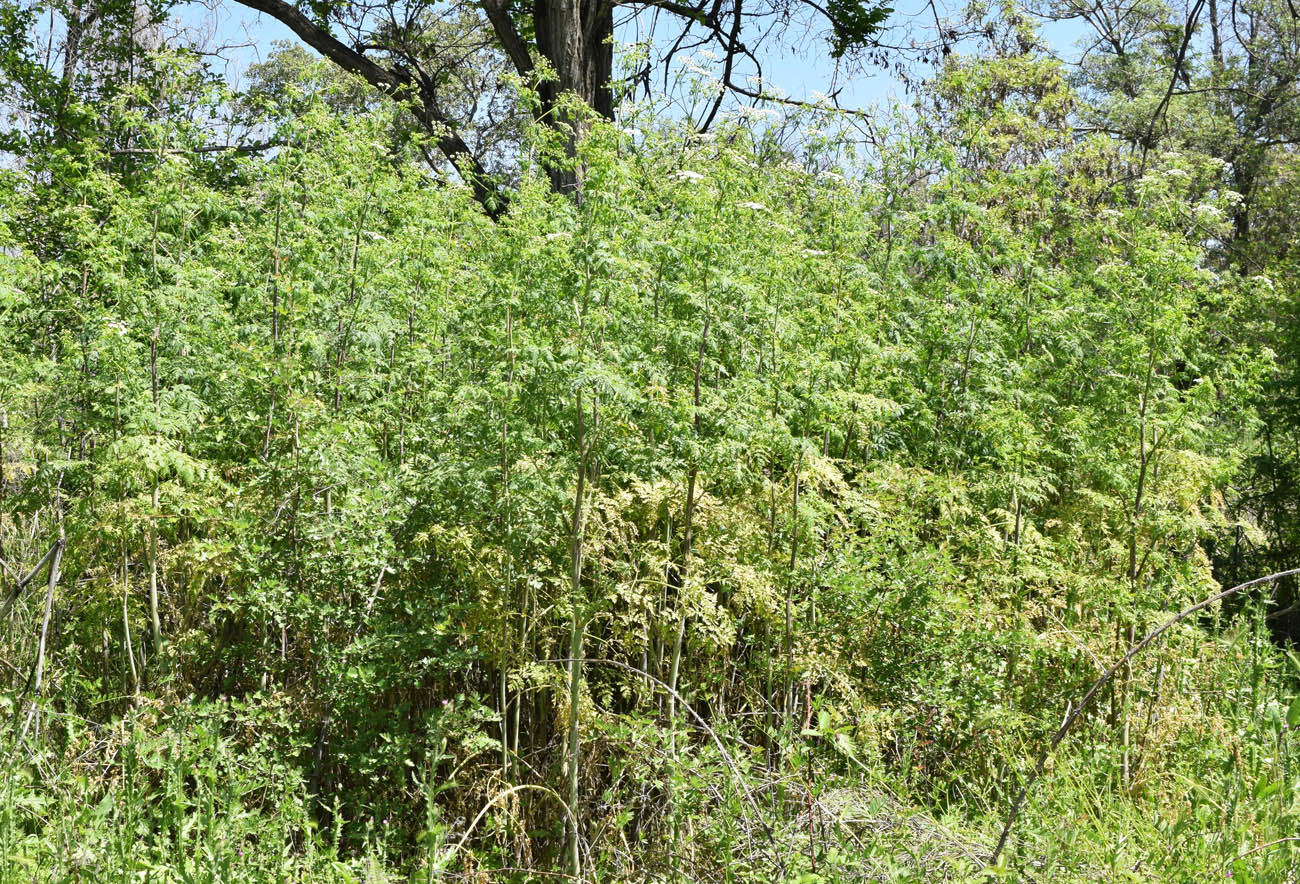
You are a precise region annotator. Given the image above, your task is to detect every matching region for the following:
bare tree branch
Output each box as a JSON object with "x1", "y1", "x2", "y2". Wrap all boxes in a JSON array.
[
  {"x1": 1139, "y1": 0, "x2": 1205, "y2": 162},
  {"x1": 481, "y1": 0, "x2": 536, "y2": 77},
  {"x1": 0, "y1": 539, "x2": 65, "y2": 626},
  {"x1": 232, "y1": 0, "x2": 505, "y2": 217}
]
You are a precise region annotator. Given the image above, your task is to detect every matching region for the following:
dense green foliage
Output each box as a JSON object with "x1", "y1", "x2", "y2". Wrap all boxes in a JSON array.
[{"x1": 2, "y1": 3, "x2": 1300, "y2": 882}]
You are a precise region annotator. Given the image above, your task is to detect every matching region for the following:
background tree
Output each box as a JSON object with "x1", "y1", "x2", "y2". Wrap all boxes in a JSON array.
[
  {"x1": 1013, "y1": 0, "x2": 1300, "y2": 636},
  {"x1": 240, "y1": 38, "x2": 526, "y2": 180},
  {"x1": 227, "y1": 0, "x2": 892, "y2": 208}
]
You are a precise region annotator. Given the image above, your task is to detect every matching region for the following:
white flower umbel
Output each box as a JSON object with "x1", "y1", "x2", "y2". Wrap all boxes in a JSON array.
[
  {"x1": 735, "y1": 106, "x2": 780, "y2": 122},
  {"x1": 672, "y1": 170, "x2": 706, "y2": 182}
]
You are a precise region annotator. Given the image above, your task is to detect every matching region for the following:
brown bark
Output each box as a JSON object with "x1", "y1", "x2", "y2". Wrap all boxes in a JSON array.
[{"x1": 531, "y1": 0, "x2": 615, "y2": 193}]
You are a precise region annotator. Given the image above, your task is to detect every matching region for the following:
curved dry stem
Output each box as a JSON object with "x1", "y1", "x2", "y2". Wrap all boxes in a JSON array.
[
  {"x1": 543, "y1": 656, "x2": 781, "y2": 866},
  {"x1": 1223, "y1": 835, "x2": 1300, "y2": 867},
  {"x1": 443, "y1": 783, "x2": 585, "y2": 879},
  {"x1": 991, "y1": 566, "x2": 1300, "y2": 866}
]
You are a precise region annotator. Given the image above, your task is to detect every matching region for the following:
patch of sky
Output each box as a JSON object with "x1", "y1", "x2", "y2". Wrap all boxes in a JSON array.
[{"x1": 172, "y1": 0, "x2": 1095, "y2": 116}]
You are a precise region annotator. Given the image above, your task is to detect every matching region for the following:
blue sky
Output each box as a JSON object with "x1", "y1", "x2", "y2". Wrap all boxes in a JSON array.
[{"x1": 175, "y1": 0, "x2": 1094, "y2": 110}]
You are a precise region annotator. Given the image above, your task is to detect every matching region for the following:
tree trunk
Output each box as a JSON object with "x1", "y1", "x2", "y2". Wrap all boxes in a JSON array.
[
  {"x1": 535, "y1": 0, "x2": 614, "y2": 118},
  {"x1": 1208, "y1": 0, "x2": 1223, "y2": 64},
  {"x1": 534, "y1": 0, "x2": 615, "y2": 193}
]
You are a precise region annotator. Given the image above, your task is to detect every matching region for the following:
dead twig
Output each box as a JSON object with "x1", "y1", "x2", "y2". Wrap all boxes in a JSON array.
[{"x1": 0, "y1": 539, "x2": 65, "y2": 624}]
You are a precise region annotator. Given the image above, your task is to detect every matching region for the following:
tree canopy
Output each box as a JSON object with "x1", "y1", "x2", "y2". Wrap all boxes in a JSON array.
[{"x1": 226, "y1": 0, "x2": 891, "y2": 206}]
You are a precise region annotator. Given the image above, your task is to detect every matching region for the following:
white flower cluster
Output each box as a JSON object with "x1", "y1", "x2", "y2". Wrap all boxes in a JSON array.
[
  {"x1": 741, "y1": 75, "x2": 786, "y2": 100},
  {"x1": 672, "y1": 169, "x2": 706, "y2": 183},
  {"x1": 734, "y1": 106, "x2": 780, "y2": 122},
  {"x1": 676, "y1": 55, "x2": 713, "y2": 77}
]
